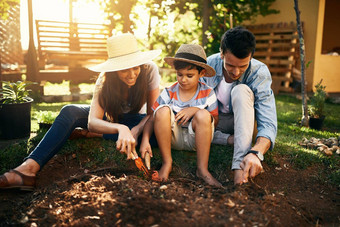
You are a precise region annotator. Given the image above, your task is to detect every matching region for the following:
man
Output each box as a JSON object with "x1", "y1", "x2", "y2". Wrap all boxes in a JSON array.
[{"x1": 200, "y1": 26, "x2": 277, "y2": 185}]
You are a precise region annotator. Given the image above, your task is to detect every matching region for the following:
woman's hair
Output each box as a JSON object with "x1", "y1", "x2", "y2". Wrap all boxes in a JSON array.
[{"x1": 98, "y1": 65, "x2": 148, "y2": 122}]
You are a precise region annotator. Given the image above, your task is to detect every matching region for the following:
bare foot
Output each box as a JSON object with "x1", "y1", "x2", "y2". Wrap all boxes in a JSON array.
[
  {"x1": 233, "y1": 169, "x2": 248, "y2": 185},
  {"x1": 196, "y1": 169, "x2": 222, "y2": 187},
  {"x1": 158, "y1": 163, "x2": 172, "y2": 181},
  {"x1": 227, "y1": 134, "x2": 234, "y2": 145}
]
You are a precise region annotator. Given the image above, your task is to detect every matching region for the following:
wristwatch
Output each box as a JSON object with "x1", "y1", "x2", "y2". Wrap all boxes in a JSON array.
[{"x1": 246, "y1": 150, "x2": 264, "y2": 161}]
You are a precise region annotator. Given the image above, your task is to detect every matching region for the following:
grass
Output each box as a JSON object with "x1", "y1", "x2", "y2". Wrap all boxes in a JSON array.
[{"x1": 0, "y1": 86, "x2": 339, "y2": 186}]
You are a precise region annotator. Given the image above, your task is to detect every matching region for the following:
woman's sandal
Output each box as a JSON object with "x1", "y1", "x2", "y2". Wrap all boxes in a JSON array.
[
  {"x1": 69, "y1": 128, "x2": 89, "y2": 140},
  {"x1": 0, "y1": 169, "x2": 36, "y2": 191}
]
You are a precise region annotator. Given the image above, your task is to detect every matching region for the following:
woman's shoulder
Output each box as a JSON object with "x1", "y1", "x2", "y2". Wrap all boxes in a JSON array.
[{"x1": 143, "y1": 61, "x2": 159, "y2": 71}]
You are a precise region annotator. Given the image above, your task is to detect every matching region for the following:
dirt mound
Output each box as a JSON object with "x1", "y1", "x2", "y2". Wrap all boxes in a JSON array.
[{"x1": 0, "y1": 154, "x2": 339, "y2": 226}]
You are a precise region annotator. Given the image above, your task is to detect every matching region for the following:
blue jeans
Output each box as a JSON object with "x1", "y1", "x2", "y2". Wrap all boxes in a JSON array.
[{"x1": 26, "y1": 104, "x2": 157, "y2": 168}]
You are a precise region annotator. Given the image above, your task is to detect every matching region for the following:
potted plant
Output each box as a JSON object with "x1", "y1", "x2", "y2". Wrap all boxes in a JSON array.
[
  {"x1": 36, "y1": 111, "x2": 58, "y2": 130},
  {"x1": 308, "y1": 79, "x2": 327, "y2": 130},
  {"x1": 0, "y1": 80, "x2": 36, "y2": 139}
]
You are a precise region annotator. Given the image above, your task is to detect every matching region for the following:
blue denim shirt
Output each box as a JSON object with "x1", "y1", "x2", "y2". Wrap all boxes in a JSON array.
[{"x1": 200, "y1": 53, "x2": 277, "y2": 149}]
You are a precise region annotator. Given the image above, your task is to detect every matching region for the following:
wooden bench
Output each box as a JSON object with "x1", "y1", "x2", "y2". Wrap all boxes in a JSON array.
[
  {"x1": 35, "y1": 20, "x2": 111, "y2": 69},
  {"x1": 246, "y1": 22, "x2": 301, "y2": 94},
  {"x1": 34, "y1": 20, "x2": 111, "y2": 95}
]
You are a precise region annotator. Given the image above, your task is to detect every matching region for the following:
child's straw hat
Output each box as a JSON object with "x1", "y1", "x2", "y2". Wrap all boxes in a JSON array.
[
  {"x1": 164, "y1": 44, "x2": 216, "y2": 77},
  {"x1": 89, "y1": 33, "x2": 161, "y2": 72}
]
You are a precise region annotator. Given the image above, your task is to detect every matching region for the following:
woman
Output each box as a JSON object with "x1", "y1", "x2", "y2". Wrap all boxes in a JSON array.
[{"x1": 0, "y1": 33, "x2": 161, "y2": 191}]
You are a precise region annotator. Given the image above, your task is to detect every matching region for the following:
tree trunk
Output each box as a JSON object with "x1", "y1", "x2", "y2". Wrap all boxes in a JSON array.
[
  {"x1": 294, "y1": 0, "x2": 309, "y2": 127},
  {"x1": 26, "y1": 0, "x2": 39, "y2": 94}
]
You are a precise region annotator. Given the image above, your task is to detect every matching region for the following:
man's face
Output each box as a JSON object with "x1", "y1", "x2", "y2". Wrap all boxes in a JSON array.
[{"x1": 220, "y1": 51, "x2": 251, "y2": 82}]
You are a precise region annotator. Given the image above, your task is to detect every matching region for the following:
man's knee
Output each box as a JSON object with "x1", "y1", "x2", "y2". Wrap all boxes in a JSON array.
[{"x1": 231, "y1": 84, "x2": 254, "y2": 102}]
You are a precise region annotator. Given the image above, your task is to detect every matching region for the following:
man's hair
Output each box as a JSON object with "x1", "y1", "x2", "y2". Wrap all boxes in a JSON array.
[
  {"x1": 173, "y1": 60, "x2": 204, "y2": 73},
  {"x1": 220, "y1": 26, "x2": 256, "y2": 59}
]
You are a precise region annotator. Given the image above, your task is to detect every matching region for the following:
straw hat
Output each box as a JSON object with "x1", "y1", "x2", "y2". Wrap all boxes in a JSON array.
[
  {"x1": 164, "y1": 44, "x2": 216, "y2": 77},
  {"x1": 88, "y1": 33, "x2": 161, "y2": 72}
]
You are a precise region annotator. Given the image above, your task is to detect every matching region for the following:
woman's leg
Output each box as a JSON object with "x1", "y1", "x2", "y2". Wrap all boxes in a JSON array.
[{"x1": 2, "y1": 104, "x2": 91, "y2": 184}]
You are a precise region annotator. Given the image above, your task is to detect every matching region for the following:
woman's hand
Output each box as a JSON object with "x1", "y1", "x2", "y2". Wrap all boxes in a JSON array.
[
  {"x1": 175, "y1": 107, "x2": 200, "y2": 125},
  {"x1": 116, "y1": 125, "x2": 138, "y2": 160}
]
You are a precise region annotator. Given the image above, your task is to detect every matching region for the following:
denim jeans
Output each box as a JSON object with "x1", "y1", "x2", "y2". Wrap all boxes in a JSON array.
[{"x1": 26, "y1": 104, "x2": 156, "y2": 168}]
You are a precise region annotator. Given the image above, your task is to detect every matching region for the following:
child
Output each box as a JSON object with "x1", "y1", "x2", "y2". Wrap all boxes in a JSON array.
[{"x1": 140, "y1": 44, "x2": 221, "y2": 187}]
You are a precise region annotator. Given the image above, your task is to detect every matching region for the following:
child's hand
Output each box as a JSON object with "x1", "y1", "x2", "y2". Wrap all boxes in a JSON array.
[
  {"x1": 175, "y1": 107, "x2": 200, "y2": 125},
  {"x1": 139, "y1": 140, "x2": 153, "y2": 170}
]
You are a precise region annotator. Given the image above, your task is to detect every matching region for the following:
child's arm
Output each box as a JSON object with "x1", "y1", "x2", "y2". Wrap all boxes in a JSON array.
[
  {"x1": 175, "y1": 107, "x2": 200, "y2": 125},
  {"x1": 212, "y1": 114, "x2": 218, "y2": 128},
  {"x1": 139, "y1": 115, "x2": 155, "y2": 169}
]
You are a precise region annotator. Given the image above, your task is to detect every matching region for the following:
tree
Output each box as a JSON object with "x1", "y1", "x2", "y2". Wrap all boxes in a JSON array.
[
  {"x1": 98, "y1": 0, "x2": 137, "y2": 33},
  {"x1": 293, "y1": 0, "x2": 309, "y2": 127},
  {"x1": 0, "y1": 0, "x2": 20, "y2": 20},
  {"x1": 168, "y1": 0, "x2": 279, "y2": 55}
]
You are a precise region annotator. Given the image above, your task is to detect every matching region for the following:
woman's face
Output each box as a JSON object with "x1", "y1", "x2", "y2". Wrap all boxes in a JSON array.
[{"x1": 117, "y1": 66, "x2": 141, "y2": 88}]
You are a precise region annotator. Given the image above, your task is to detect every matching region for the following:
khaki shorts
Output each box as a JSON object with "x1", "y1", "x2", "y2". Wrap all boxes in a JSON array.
[{"x1": 154, "y1": 105, "x2": 215, "y2": 151}]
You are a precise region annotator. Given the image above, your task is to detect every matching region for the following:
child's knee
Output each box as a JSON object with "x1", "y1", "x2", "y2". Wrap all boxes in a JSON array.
[
  {"x1": 154, "y1": 106, "x2": 171, "y2": 120},
  {"x1": 193, "y1": 109, "x2": 211, "y2": 125}
]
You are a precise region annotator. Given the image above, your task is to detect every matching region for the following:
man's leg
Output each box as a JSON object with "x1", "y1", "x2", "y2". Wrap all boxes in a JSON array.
[
  {"x1": 231, "y1": 84, "x2": 255, "y2": 184},
  {"x1": 212, "y1": 113, "x2": 234, "y2": 145}
]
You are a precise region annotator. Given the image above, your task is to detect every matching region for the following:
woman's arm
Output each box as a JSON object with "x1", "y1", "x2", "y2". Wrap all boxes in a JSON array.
[
  {"x1": 130, "y1": 87, "x2": 159, "y2": 139},
  {"x1": 88, "y1": 87, "x2": 138, "y2": 159}
]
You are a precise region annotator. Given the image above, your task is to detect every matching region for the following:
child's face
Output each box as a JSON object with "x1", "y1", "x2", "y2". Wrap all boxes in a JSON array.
[
  {"x1": 176, "y1": 66, "x2": 205, "y2": 91},
  {"x1": 117, "y1": 66, "x2": 141, "y2": 88}
]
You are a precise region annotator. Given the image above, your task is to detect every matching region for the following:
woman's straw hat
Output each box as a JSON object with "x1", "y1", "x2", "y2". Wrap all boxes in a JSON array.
[
  {"x1": 89, "y1": 33, "x2": 161, "y2": 72},
  {"x1": 164, "y1": 44, "x2": 216, "y2": 77}
]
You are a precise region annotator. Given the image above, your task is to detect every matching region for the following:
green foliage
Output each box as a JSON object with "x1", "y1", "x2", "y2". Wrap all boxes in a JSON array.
[
  {"x1": 308, "y1": 79, "x2": 327, "y2": 118},
  {"x1": 0, "y1": 81, "x2": 36, "y2": 104},
  {"x1": 0, "y1": 0, "x2": 20, "y2": 20},
  {"x1": 98, "y1": 0, "x2": 279, "y2": 65},
  {"x1": 36, "y1": 111, "x2": 58, "y2": 124},
  {"x1": 167, "y1": 0, "x2": 280, "y2": 55}
]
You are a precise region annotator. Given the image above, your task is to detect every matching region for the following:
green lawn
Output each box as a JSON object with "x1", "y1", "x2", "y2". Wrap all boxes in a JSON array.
[{"x1": 1, "y1": 92, "x2": 339, "y2": 186}]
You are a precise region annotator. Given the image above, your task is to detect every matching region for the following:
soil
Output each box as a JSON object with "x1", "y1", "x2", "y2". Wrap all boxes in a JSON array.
[{"x1": 0, "y1": 151, "x2": 339, "y2": 226}]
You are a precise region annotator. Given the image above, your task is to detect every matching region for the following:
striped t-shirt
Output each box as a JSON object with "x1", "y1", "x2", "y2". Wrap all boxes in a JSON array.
[{"x1": 152, "y1": 81, "x2": 218, "y2": 117}]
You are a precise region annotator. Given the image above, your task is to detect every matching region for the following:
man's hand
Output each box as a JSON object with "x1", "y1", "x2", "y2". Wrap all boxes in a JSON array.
[{"x1": 235, "y1": 153, "x2": 263, "y2": 184}]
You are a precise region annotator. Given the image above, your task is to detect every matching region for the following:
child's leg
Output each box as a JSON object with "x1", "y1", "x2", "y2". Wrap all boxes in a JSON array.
[
  {"x1": 192, "y1": 109, "x2": 222, "y2": 187},
  {"x1": 154, "y1": 106, "x2": 173, "y2": 181}
]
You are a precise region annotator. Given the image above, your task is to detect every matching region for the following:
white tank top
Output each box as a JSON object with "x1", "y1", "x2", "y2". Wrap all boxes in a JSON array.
[{"x1": 216, "y1": 77, "x2": 233, "y2": 113}]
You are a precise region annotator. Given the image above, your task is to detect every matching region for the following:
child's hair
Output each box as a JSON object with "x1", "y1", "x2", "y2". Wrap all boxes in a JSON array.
[
  {"x1": 173, "y1": 60, "x2": 204, "y2": 73},
  {"x1": 98, "y1": 65, "x2": 148, "y2": 122},
  {"x1": 220, "y1": 26, "x2": 256, "y2": 59}
]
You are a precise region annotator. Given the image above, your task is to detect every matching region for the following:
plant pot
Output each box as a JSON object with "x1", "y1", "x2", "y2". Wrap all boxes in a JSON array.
[
  {"x1": 309, "y1": 116, "x2": 325, "y2": 130},
  {"x1": 0, "y1": 97, "x2": 33, "y2": 139},
  {"x1": 39, "y1": 122, "x2": 52, "y2": 130}
]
